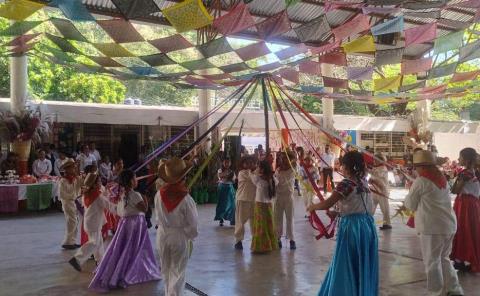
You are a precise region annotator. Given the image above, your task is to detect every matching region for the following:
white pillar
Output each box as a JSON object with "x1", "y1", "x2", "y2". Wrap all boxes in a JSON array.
[
  {"x1": 198, "y1": 88, "x2": 211, "y2": 151},
  {"x1": 416, "y1": 99, "x2": 431, "y2": 123},
  {"x1": 10, "y1": 54, "x2": 28, "y2": 115},
  {"x1": 320, "y1": 63, "x2": 334, "y2": 130}
]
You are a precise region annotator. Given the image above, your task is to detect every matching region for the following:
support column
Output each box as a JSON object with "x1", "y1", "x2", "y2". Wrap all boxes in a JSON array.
[
  {"x1": 198, "y1": 88, "x2": 211, "y2": 152},
  {"x1": 320, "y1": 63, "x2": 334, "y2": 130},
  {"x1": 10, "y1": 54, "x2": 28, "y2": 115},
  {"x1": 416, "y1": 99, "x2": 431, "y2": 123}
]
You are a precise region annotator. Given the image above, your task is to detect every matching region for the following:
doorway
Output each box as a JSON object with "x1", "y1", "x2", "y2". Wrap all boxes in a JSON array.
[{"x1": 119, "y1": 133, "x2": 139, "y2": 168}]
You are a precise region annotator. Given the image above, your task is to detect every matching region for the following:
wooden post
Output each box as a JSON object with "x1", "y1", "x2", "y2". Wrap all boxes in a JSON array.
[{"x1": 261, "y1": 77, "x2": 270, "y2": 153}]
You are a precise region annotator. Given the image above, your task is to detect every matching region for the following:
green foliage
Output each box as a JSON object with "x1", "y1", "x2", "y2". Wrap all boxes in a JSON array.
[{"x1": 123, "y1": 80, "x2": 194, "y2": 106}]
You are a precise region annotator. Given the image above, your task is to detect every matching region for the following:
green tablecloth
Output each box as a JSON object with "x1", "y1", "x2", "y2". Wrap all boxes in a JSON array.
[{"x1": 26, "y1": 183, "x2": 53, "y2": 211}]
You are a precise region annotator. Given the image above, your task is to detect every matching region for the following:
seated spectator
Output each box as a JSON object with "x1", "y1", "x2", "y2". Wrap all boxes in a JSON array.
[
  {"x1": 76, "y1": 145, "x2": 97, "y2": 172},
  {"x1": 90, "y1": 142, "x2": 101, "y2": 163},
  {"x1": 54, "y1": 151, "x2": 70, "y2": 177},
  {"x1": 1, "y1": 152, "x2": 18, "y2": 174},
  {"x1": 99, "y1": 155, "x2": 113, "y2": 184},
  {"x1": 33, "y1": 150, "x2": 52, "y2": 178}
]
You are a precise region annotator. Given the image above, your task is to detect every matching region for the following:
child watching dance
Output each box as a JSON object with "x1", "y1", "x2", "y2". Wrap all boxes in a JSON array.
[
  {"x1": 214, "y1": 158, "x2": 236, "y2": 226},
  {"x1": 251, "y1": 160, "x2": 278, "y2": 253},
  {"x1": 156, "y1": 157, "x2": 198, "y2": 296},
  {"x1": 69, "y1": 173, "x2": 114, "y2": 271},
  {"x1": 300, "y1": 156, "x2": 319, "y2": 217},
  {"x1": 89, "y1": 170, "x2": 160, "y2": 292},
  {"x1": 450, "y1": 147, "x2": 480, "y2": 272},
  {"x1": 234, "y1": 156, "x2": 256, "y2": 250},
  {"x1": 404, "y1": 150, "x2": 463, "y2": 295},
  {"x1": 308, "y1": 151, "x2": 378, "y2": 295},
  {"x1": 369, "y1": 153, "x2": 392, "y2": 230},
  {"x1": 274, "y1": 151, "x2": 297, "y2": 249},
  {"x1": 59, "y1": 159, "x2": 83, "y2": 250}
]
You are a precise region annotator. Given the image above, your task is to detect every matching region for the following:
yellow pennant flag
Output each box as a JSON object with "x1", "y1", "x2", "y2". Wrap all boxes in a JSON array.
[
  {"x1": 373, "y1": 98, "x2": 395, "y2": 105},
  {"x1": 0, "y1": 0, "x2": 45, "y2": 21},
  {"x1": 374, "y1": 75, "x2": 402, "y2": 92},
  {"x1": 342, "y1": 35, "x2": 376, "y2": 53},
  {"x1": 163, "y1": 0, "x2": 214, "y2": 33}
]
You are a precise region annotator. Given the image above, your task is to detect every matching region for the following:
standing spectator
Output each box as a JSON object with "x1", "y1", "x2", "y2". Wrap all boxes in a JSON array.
[
  {"x1": 33, "y1": 150, "x2": 52, "y2": 178},
  {"x1": 44, "y1": 144, "x2": 56, "y2": 176},
  {"x1": 320, "y1": 145, "x2": 336, "y2": 195},
  {"x1": 112, "y1": 158, "x2": 124, "y2": 182},
  {"x1": 99, "y1": 156, "x2": 113, "y2": 184},
  {"x1": 76, "y1": 145, "x2": 97, "y2": 173},
  {"x1": 54, "y1": 151, "x2": 69, "y2": 177},
  {"x1": 90, "y1": 142, "x2": 101, "y2": 163}
]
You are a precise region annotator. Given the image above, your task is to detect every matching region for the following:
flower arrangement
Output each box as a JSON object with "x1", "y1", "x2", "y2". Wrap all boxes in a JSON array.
[{"x1": 0, "y1": 106, "x2": 51, "y2": 144}]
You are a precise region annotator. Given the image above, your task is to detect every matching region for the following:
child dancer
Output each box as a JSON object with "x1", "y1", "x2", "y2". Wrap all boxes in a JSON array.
[
  {"x1": 274, "y1": 151, "x2": 297, "y2": 249},
  {"x1": 300, "y1": 156, "x2": 319, "y2": 217},
  {"x1": 69, "y1": 173, "x2": 114, "y2": 271},
  {"x1": 404, "y1": 150, "x2": 463, "y2": 295},
  {"x1": 369, "y1": 153, "x2": 392, "y2": 230},
  {"x1": 156, "y1": 157, "x2": 198, "y2": 296},
  {"x1": 251, "y1": 160, "x2": 278, "y2": 253},
  {"x1": 234, "y1": 156, "x2": 256, "y2": 250},
  {"x1": 89, "y1": 170, "x2": 160, "y2": 292},
  {"x1": 450, "y1": 147, "x2": 480, "y2": 272},
  {"x1": 308, "y1": 151, "x2": 378, "y2": 295},
  {"x1": 214, "y1": 158, "x2": 236, "y2": 226},
  {"x1": 59, "y1": 159, "x2": 83, "y2": 250},
  {"x1": 99, "y1": 156, "x2": 113, "y2": 185}
]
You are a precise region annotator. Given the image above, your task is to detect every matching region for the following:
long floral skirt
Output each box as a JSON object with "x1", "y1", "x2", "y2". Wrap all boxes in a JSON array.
[{"x1": 251, "y1": 202, "x2": 278, "y2": 253}]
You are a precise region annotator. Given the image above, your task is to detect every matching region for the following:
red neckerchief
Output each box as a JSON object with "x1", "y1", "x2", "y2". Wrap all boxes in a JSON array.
[
  {"x1": 419, "y1": 169, "x2": 447, "y2": 189},
  {"x1": 63, "y1": 175, "x2": 76, "y2": 184},
  {"x1": 84, "y1": 188, "x2": 101, "y2": 208},
  {"x1": 160, "y1": 183, "x2": 189, "y2": 213}
]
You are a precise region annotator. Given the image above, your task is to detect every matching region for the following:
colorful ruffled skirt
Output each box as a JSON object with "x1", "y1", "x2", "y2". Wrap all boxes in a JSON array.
[
  {"x1": 318, "y1": 214, "x2": 378, "y2": 296},
  {"x1": 451, "y1": 194, "x2": 480, "y2": 272},
  {"x1": 89, "y1": 214, "x2": 161, "y2": 292},
  {"x1": 214, "y1": 183, "x2": 236, "y2": 225},
  {"x1": 251, "y1": 202, "x2": 278, "y2": 253}
]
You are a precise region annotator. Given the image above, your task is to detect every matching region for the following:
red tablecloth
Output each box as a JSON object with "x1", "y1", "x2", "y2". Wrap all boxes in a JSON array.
[{"x1": 0, "y1": 186, "x2": 19, "y2": 213}]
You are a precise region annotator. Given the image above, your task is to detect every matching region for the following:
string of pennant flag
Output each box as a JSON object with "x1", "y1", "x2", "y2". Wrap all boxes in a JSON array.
[{"x1": 1, "y1": 0, "x2": 480, "y2": 104}]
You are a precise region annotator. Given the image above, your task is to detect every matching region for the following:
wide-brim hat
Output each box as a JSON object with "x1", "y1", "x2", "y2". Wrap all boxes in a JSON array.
[
  {"x1": 60, "y1": 159, "x2": 75, "y2": 170},
  {"x1": 158, "y1": 157, "x2": 192, "y2": 184},
  {"x1": 83, "y1": 173, "x2": 99, "y2": 189},
  {"x1": 413, "y1": 150, "x2": 436, "y2": 166}
]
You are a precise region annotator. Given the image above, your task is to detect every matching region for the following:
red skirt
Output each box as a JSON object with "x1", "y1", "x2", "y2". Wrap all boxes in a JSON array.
[{"x1": 451, "y1": 194, "x2": 480, "y2": 272}]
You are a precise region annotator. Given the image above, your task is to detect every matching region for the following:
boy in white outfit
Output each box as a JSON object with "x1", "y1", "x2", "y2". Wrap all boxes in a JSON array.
[
  {"x1": 369, "y1": 153, "x2": 392, "y2": 230},
  {"x1": 234, "y1": 156, "x2": 256, "y2": 250},
  {"x1": 59, "y1": 159, "x2": 83, "y2": 249},
  {"x1": 156, "y1": 157, "x2": 198, "y2": 296},
  {"x1": 299, "y1": 156, "x2": 319, "y2": 217},
  {"x1": 69, "y1": 173, "x2": 115, "y2": 271},
  {"x1": 404, "y1": 150, "x2": 463, "y2": 296},
  {"x1": 274, "y1": 152, "x2": 297, "y2": 250}
]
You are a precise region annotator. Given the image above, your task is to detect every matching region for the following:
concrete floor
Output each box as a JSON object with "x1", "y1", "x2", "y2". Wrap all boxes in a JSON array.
[{"x1": 0, "y1": 189, "x2": 478, "y2": 296}]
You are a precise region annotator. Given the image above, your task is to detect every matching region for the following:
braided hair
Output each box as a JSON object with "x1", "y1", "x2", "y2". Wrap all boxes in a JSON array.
[
  {"x1": 340, "y1": 151, "x2": 367, "y2": 181},
  {"x1": 118, "y1": 169, "x2": 135, "y2": 208},
  {"x1": 259, "y1": 160, "x2": 276, "y2": 199}
]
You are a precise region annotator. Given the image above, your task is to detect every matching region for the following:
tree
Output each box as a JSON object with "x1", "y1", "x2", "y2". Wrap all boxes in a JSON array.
[{"x1": 123, "y1": 80, "x2": 195, "y2": 106}]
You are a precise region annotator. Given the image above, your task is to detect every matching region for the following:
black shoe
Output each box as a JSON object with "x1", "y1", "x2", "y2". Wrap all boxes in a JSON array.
[
  {"x1": 290, "y1": 240, "x2": 296, "y2": 250},
  {"x1": 234, "y1": 241, "x2": 243, "y2": 250},
  {"x1": 278, "y1": 240, "x2": 282, "y2": 248},
  {"x1": 89, "y1": 255, "x2": 95, "y2": 260},
  {"x1": 68, "y1": 257, "x2": 81, "y2": 272},
  {"x1": 219, "y1": 221, "x2": 224, "y2": 227},
  {"x1": 453, "y1": 261, "x2": 470, "y2": 272},
  {"x1": 74, "y1": 244, "x2": 81, "y2": 248},
  {"x1": 62, "y1": 244, "x2": 77, "y2": 250},
  {"x1": 379, "y1": 224, "x2": 392, "y2": 230}
]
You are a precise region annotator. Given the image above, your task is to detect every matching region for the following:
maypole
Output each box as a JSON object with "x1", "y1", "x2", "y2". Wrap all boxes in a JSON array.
[{"x1": 260, "y1": 75, "x2": 270, "y2": 152}]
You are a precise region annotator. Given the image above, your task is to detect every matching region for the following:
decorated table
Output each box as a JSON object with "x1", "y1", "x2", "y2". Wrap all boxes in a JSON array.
[{"x1": 0, "y1": 178, "x2": 60, "y2": 213}]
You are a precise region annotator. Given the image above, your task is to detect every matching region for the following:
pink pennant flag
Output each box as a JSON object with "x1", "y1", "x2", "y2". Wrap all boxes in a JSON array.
[
  {"x1": 419, "y1": 93, "x2": 445, "y2": 100},
  {"x1": 450, "y1": 70, "x2": 480, "y2": 83},
  {"x1": 332, "y1": 14, "x2": 371, "y2": 41},
  {"x1": 184, "y1": 76, "x2": 217, "y2": 87},
  {"x1": 323, "y1": 76, "x2": 348, "y2": 89},
  {"x1": 236, "y1": 41, "x2": 271, "y2": 61},
  {"x1": 299, "y1": 60, "x2": 322, "y2": 75},
  {"x1": 324, "y1": 1, "x2": 364, "y2": 12},
  {"x1": 213, "y1": 2, "x2": 255, "y2": 35},
  {"x1": 347, "y1": 66, "x2": 373, "y2": 80},
  {"x1": 401, "y1": 57, "x2": 432, "y2": 75},
  {"x1": 419, "y1": 84, "x2": 447, "y2": 94},
  {"x1": 256, "y1": 10, "x2": 291, "y2": 40},
  {"x1": 7, "y1": 33, "x2": 40, "y2": 47},
  {"x1": 275, "y1": 43, "x2": 308, "y2": 60},
  {"x1": 221, "y1": 80, "x2": 244, "y2": 87},
  {"x1": 272, "y1": 75, "x2": 283, "y2": 85},
  {"x1": 404, "y1": 23, "x2": 437, "y2": 47},
  {"x1": 256, "y1": 62, "x2": 282, "y2": 72},
  {"x1": 318, "y1": 52, "x2": 347, "y2": 66},
  {"x1": 149, "y1": 34, "x2": 193, "y2": 53},
  {"x1": 362, "y1": 6, "x2": 401, "y2": 15},
  {"x1": 278, "y1": 68, "x2": 299, "y2": 84},
  {"x1": 201, "y1": 73, "x2": 233, "y2": 80},
  {"x1": 310, "y1": 40, "x2": 341, "y2": 55},
  {"x1": 448, "y1": 0, "x2": 480, "y2": 8}
]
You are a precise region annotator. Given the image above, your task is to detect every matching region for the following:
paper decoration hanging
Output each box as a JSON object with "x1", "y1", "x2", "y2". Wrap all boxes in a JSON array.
[
  {"x1": 278, "y1": 68, "x2": 299, "y2": 84},
  {"x1": 162, "y1": 0, "x2": 213, "y2": 33},
  {"x1": 322, "y1": 77, "x2": 348, "y2": 89},
  {"x1": 219, "y1": 62, "x2": 250, "y2": 73},
  {"x1": 324, "y1": 1, "x2": 363, "y2": 12},
  {"x1": 235, "y1": 42, "x2": 271, "y2": 61},
  {"x1": 97, "y1": 19, "x2": 145, "y2": 43},
  {"x1": 428, "y1": 63, "x2": 457, "y2": 79},
  {"x1": 399, "y1": 80, "x2": 426, "y2": 92},
  {"x1": 181, "y1": 59, "x2": 215, "y2": 71},
  {"x1": 450, "y1": 70, "x2": 480, "y2": 83},
  {"x1": 404, "y1": 11, "x2": 441, "y2": 19},
  {"x1": 301, "y1": 85, "x2": 324, "y2": 93},
  {"x1": 298, "y1": 60, "x2": 322, "y2": 75},
  {"x1": 275, "y1": 43, "x2": 308, "y2": 60},
  {"x1": 342, "y1": 35, "x2": 376, "y2": 53},
  {"x1": 362, "y1": 6, "x2": 401, "y2": 15},
  {"x1": 347, "y1": 67, "x2": 374, "y2": 80},
  {"x1": 93, "y1": 43, "x2": 135, "y2": 57},
  {"x1": 375, "y1": 48, "x2": 404, "y2": 66},
  {"x1": 52, "y1": 0, "x2": 95, "y2": 21},
  {"x1": 46, "y1": 33, "x2": 82, "y2": 54},
  {"x1": 404, "y1": 23, "x2": 437, "y2": 47},
  {"x1": 50, "y1": 18, "x2": 88, "y2": 42},
  {"x1": 310, "y1": 40, "x2": 341, "y2": 55},
  {"x1": 256, "y1": 62, "x2": 282, "y2": 72},
  {"x1": 88, "y1": 56, "x2": 124, "y2": 67},
  {"x1": 111, "y1": 0, "x2": 160, "y2": 20},
  {"x1": 294, "y1": 15, "x2": 331, "y2": 43},
  {"x1": 129, "y1": 67, "x2": 159, "y2": 76},
  {"x1": 201, "y1": 73, "x2": 232, "y2": 80},
  {"x1": 433, "y1": 30, "x2": 464, "y2": 54},
  {"x1": 449, "y1": 0, "x2": 480, "y2": 9},
  {"x1": 419, "y1": 84, "x2": 447, "y2": 94},
  {"x1": 401, "y1": 57, "x2": 432, "y2": 75},
  {"x1": 318, "y1": 52, "x2": 347, "y2": 66},
  {"x1": 212, "y1": 2, "x2": 255, "y2": 36},
  {"x1": 149, "y1": 34, "x2": 193, "y2": 53},
  {"x1": 371, "y1": 16, "x2": 404, "y2": 36},
  {"x1": 374, "y1": 75, "x2": 401, "y2": 92},
  {"x1": 0, "y1": 21, "x2": 42, "y2": 36},
  {"x1": 403, "y1": 0, "x2": 446, "y2": 9},
  {"x1": 332, "y1": 14, "x2": 371, "y2": 41},
  {"x1": 140, "y1": 53, "x2": 176, "y2": 67},
  {"x1": 256, "y1": 10, "x2": 291, "y2": 40},
  {"x1": 7, "y1": 33, "x2": 40, "y2": 47},
  {"x1": 0, "y1": 0, "x2": 45, "y2": 21},
  {"x1": 458, "y1": 40, "x2": 480, "y2": 63},
  {"x1": 198, "y1": 37, "x2": 234, "y2": 58}
]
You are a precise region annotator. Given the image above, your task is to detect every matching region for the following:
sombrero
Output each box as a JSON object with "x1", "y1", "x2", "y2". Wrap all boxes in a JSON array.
[
  {"x1": 413, "y1": 150, "x2": 436, "y2": 166},
  {"x1": 158, "y1": 157, "x2": 192, "y2": 184},
  {"x1": 83, "y1": 173, "x2": 99, "y2": 190},
  {"x1": 60, "y1": 159, "x2": 75, "y2": 170}
]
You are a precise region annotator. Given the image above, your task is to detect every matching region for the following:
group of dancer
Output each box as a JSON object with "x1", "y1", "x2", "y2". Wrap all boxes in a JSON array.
[{"x1": 59, "y1": 157, "x2": 198, "y2": 295}]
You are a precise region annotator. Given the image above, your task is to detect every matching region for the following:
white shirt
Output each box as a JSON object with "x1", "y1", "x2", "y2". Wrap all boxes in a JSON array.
[
  {"x1": 92, "y1": 149, "x2": 101, "y2": 163},
  {"x1": 405, "y1": 177, "x2": 457, "y2": 235},
  {"x1": 155, "y1": 192, "x2": 198, "y2": 240},
  {"x1": 99, "y1": 162, "x2": 113, "y2": 181},
  {"x1": 32, "y1": 159, "x2": 52, "y2": 177},
  {"x1": 59, "y1": 176, "x2": 83, "y2": 201},
  {"x1": 320, "y1": 152, "x2": 335, "y2": 169},
  {"x1": 117, "y1": 190, "x2": 144, "y2": 217},
  {"x1": 82, "y1": 190, "x2": 115, "y2": 233},
  {"x1": 275, "y1": 168, "x2": 295, "y2": 197},
  {"x1": 251, "y1": 174, "x2": 278, "y2": 203},
  {"x1": 54, "y1": 158, "x2": 70, "y2": 177},
  {"x1": 236, "y1": 169, "x2": 256, "y2": 202},
  {"x1": 76, "y1": 153, "x2": 97, "y2": 172}
]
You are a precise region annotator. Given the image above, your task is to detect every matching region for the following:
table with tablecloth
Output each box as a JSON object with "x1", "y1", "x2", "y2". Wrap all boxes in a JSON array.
[{"x1": 0, "y1": 182, "x2": 59, "y2": 213}]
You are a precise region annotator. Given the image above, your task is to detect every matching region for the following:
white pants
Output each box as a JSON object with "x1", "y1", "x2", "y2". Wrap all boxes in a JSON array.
[
  {"x1": 157, "y1": 233, "x2": 190, "y2": 296},
  {"x1": 274, "y1": 193, "x2": 294, "y2": 240},
  {"x1": 372, "y1": 193, "x2": 391, "y2": 225},
  {"x1": 61, "y1": 199, "x2": 78, "y2": 245},
  {"x1": 234, "y1": 200, "x2": 254, "y2": 242},
  {"x1": 419, "y1": 234, "x2": 463, "y2": 296},
  {"x1": 74, "y1": 230, "x2": 104, "y2": 265},
  {"x1": 301, "y1": 185, "x2": 314, "y2": 212}
]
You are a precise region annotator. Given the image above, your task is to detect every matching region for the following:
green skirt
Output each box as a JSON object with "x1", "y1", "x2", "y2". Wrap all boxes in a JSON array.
[{"x1": 251, "y1": 202, "x2": 278, "y2": 253}]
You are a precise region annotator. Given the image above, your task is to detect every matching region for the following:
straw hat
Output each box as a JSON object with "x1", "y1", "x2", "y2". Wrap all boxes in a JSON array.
[
  {"x1": 413, "y1": 150, "x2": 436, "y2": 166},
  {"x1": 60, "y1": 159, "x2": 76, "y2": 170},
  {"x1": 158, "y1": 157, "x2": 192, "y2": 184},
  {"x1": 83, "y1": 173, "x2": 99, "y2": 190}
]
